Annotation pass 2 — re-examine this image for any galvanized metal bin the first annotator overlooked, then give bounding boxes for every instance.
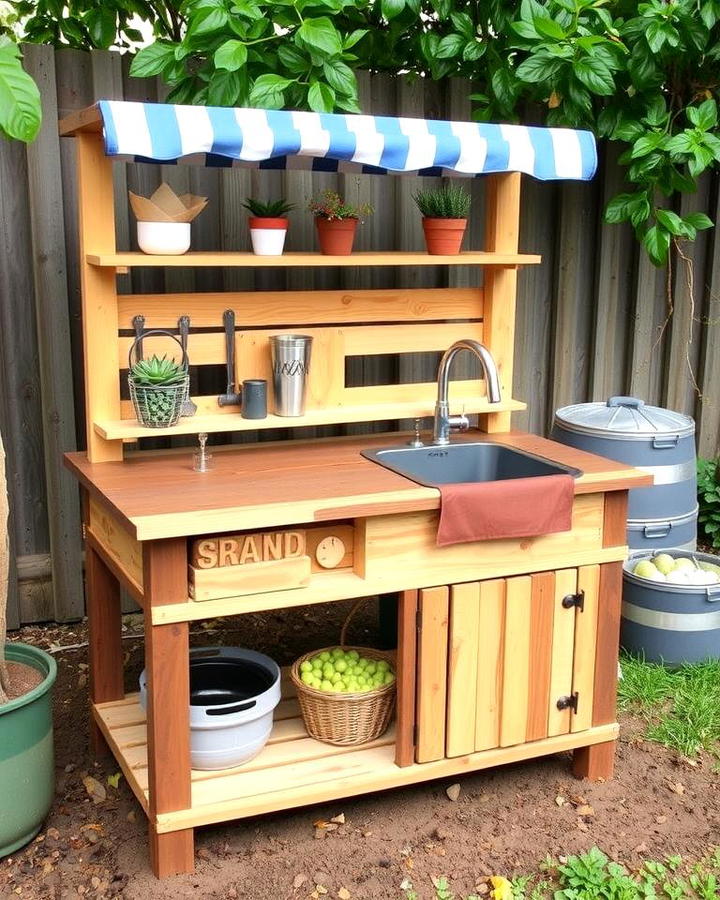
[552,396,696,550]
[622,550,720,665]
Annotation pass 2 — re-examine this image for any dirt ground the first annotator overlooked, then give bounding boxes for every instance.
[2,601,719,900]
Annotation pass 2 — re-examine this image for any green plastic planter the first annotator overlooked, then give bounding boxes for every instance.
[0,643,56,857]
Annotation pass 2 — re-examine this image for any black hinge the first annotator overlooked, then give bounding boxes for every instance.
[562,590,585,612]
[413,723,419,746]
[556,691,579,713]
[416,608,423,632]
[81,522,87,541]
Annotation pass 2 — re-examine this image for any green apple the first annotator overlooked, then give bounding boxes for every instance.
[320,679,333,691]
[301,671,315,685]
[700,561,720,577]
[384,672,396,685]
[377,660,389,673]
[334,659,348,673]
[300,660,313,674]
[652,553,676,576]
[674,558,695,572]
[346,650,359,661]
[331,648,344,659]
[634,560,659,579]
[319,651,331,662]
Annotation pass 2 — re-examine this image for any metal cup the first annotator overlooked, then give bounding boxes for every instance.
[270,334,313,417]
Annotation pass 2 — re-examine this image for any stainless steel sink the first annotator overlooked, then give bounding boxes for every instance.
[361,442,582,487]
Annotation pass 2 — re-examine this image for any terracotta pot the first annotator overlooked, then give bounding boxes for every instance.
[249,216,288,256]
[315,217,358,256]
[421,217,468,255]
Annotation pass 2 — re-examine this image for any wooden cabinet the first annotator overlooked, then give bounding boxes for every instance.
[415,566,601,763]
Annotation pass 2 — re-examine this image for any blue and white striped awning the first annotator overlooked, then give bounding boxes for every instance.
[97,100,597,181]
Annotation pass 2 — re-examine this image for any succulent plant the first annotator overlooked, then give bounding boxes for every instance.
[413,185,471,219]
[242,198,295,217]
[130,354,186,387]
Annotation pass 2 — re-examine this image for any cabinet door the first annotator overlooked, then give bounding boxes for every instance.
[416,567,600,763]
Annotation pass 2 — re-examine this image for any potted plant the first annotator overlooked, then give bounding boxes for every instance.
[308,191,373,256]
[0,37,59,860]
[242,198,295,256]
[128,347,190,429]
[413,184,471,255]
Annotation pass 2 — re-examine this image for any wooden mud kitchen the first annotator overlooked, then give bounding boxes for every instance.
[60,101,651,878]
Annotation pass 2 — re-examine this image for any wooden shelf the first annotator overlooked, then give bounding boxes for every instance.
[86,250,542,268]
[94,398,527,441]
[93,690,618,835]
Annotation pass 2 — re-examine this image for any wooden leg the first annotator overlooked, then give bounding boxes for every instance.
[86,545,124,755]
[144,538,193,878]
[395,589,418,768]
[573,740,616,781]
[150,826,194,879]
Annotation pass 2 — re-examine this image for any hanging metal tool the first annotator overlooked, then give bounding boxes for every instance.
[178,315,197,417]
[132,315,146,361]
[217,309,242,406]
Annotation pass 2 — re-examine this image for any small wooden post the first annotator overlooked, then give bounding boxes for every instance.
[482,172,521,433]
[395,589,418,767]
[573,490,628,780]
[143,538,194,877]
[76,132,122,463]
[86,545,124,755]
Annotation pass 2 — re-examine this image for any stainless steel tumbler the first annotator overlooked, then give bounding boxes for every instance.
[270,334,313,416]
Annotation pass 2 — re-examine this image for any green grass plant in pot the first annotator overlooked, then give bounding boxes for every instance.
[0,36,58,860]
[243,198,295,257]
[129,353,190,428]
[308,191,373,256]
[413,185,471,255]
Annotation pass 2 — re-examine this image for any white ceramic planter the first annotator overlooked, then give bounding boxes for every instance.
[249,217,288,256]
[137,221,191,255]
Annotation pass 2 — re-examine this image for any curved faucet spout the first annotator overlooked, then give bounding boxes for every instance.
[433,339,502,445]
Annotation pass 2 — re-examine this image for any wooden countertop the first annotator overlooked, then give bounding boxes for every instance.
[65,430,652,541]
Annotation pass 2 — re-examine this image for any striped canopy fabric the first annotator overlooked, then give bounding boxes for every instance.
[97,99,597,181]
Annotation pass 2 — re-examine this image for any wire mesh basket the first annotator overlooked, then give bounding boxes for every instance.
[127,330,189,428]
[290,599,397,746]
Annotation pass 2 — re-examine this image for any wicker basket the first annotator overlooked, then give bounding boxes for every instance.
[290,600,396,746]
[127,329,190,428]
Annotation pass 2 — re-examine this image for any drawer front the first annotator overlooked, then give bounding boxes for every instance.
[415,565,601,763]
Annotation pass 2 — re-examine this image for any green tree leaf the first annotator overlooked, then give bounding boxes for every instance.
[308,81,336,111]
[214,39,248,71]
[249,73,293,108]
[296,17,342,57]
[130,42,176,77]
[322,59,355,96]
[0,41,42,142]
[436,33,465,58]
[191,6,229,35]
[642,224,671,266]
[574,56,614,95]
[381,0,405,21]
[516,52,562,83]
[684,211,714,231]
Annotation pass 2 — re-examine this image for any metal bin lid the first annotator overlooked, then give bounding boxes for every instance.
[554,396,694,441]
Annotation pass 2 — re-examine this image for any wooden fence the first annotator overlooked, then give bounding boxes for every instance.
[2,46,719,626]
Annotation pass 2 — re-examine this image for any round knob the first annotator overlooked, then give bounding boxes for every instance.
[315,535,346,569]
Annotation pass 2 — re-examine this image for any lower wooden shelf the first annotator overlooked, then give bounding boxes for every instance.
[94,398,527,441]
[94,690,618,836]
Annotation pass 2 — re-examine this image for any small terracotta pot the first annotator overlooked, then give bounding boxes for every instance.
[422,217,468,255]
[315,217,358,256]
[249,216,288,256]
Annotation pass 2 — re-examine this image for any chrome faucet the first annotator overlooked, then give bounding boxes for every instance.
[432,339,502,445]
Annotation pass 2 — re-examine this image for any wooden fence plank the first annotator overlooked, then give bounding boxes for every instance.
[24,44,84,621]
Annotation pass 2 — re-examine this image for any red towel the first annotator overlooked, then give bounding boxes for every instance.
[436,474,574,546]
